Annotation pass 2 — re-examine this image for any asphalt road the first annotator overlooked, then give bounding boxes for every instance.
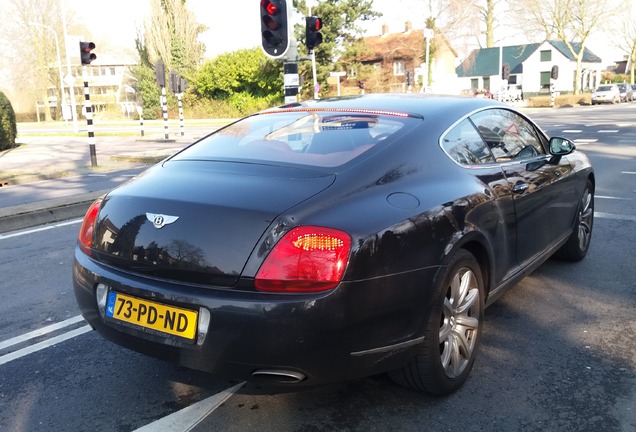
[0,105,635,431]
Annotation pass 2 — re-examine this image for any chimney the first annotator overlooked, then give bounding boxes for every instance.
[382,24,389,35]
[405,21,412,33]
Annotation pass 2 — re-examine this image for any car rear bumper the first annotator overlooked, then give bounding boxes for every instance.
[73,247,441,387]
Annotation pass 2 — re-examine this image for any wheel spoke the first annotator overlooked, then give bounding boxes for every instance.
[440,267,481,378]
[456,315,479,331]
[449,332,468,376]
[456,287,478,315]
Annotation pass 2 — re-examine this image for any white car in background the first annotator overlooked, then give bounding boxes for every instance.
[591,84,620,104]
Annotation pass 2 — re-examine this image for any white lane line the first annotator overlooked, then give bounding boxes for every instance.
[595,212,636,223]
[597,196,632,201]
[573,139,598,144]
[622,171,636,175]
[0,325,92,366]
[134,381,246,432]
[0,218,82,240]
[0,315,86,351]
[562,130,582,133]
[598,130,619,133]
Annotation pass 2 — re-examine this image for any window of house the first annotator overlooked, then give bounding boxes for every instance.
[470,78,479,89]
[373,63,382,74]
[540,50,551,62]
[540,71,551,89]
[483,77,490,91]
[348,67,357,78]
[508,75,517,84]
[393,60,405,76]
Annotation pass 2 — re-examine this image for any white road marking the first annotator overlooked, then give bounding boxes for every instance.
[562,130,582,133]
[573,139,598,144]
[0,315,85,351]
[595,212,636,223]
[598,130,619,133]
[622,171,636,175]
[0,325,92,366]
[597,196,632,200]
[0,219,82,240]
[133,382,246,432]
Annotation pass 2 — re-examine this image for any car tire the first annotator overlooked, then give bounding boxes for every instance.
[555,179,594,261]
[389,249,484,395]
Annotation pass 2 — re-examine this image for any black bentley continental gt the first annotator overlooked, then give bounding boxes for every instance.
[73,94,594,395]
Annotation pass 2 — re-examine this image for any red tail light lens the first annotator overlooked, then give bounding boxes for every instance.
[78,199,102,255]
[255,226,351,292]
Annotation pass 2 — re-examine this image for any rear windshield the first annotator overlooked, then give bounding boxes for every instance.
[596,86,613,91]
[172,110,418,167]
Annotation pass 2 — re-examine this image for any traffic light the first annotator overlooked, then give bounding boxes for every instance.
[260,0,290,59]
[305,16,323,51]
[501,63,510,80]
[79,42,96,65]
[155,60,166,87]
[551,65,559,80]
[169,70,180,94]
[179,78,188,93]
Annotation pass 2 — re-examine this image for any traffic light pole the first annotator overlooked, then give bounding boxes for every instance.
[82,66,97,167]
[311,50,319,99]
[161,86,169,140]
[177,93,184,136]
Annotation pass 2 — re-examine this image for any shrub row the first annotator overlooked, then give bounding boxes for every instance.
[0,90,17,151]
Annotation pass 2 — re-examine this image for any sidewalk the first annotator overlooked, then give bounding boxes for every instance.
[0,132,197,234]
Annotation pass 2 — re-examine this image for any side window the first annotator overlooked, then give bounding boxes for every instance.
[470,109,546,161]
[441,119,496,165]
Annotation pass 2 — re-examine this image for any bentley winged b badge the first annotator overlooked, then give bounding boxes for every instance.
[146,212,179,229]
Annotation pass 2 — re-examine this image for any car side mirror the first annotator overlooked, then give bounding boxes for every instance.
[549,137,575,156]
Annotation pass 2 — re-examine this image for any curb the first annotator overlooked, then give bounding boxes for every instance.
[0,190,109,234]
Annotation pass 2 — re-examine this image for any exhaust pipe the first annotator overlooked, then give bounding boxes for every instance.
[251,369,306,383]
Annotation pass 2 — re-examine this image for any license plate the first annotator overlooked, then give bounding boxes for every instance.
[105,291,198,340]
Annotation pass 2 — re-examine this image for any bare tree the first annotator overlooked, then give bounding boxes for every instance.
[4,0,64,120]
[512,0,616,94]
[142,0,206,73]
[613,4,636,84]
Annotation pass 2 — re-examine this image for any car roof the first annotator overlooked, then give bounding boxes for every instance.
[273,94,509,120]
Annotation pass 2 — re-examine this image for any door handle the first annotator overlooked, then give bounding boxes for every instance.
[512,182,529,194]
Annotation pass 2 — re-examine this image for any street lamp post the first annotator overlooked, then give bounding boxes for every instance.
[423,28,434,90]
[29,22,67,123]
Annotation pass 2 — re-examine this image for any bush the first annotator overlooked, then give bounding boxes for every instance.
[0,90,17,151]
[527,93,592,108]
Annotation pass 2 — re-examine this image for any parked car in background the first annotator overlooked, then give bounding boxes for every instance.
[74,94,594,396]
[591,84,620,104]
[616,83,632,102]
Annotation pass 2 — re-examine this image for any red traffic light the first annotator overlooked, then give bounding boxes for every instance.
[310,17,322,31]
[305,16,323,51]
[260,0,290,58]
[79,41,96,65]
[261,0,279,15]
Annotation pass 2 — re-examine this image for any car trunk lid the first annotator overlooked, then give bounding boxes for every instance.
[90,161,334,287]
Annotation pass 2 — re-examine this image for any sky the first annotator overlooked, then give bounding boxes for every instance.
[72,0,624,65]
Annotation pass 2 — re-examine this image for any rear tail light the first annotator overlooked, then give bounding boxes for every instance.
[78,198,102,255]
[255,226,351,292]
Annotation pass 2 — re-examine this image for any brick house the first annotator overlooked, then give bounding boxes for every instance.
[341,22,458,94]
